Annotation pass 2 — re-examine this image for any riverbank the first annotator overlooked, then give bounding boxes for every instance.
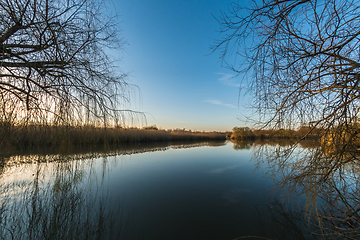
[230,126,324,140]
[0,122,227,156]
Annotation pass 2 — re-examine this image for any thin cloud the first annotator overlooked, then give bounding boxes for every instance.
[217,73,242,87]
[204,99,237,109]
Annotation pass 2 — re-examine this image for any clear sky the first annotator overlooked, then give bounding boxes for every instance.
[111,0,251,131]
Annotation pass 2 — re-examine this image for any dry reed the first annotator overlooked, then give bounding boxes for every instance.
[0,121,226,155]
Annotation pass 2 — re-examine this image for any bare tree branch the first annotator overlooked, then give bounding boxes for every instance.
[0,0,141,126]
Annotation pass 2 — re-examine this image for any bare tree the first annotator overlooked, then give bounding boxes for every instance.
[214,0,360,179]
[0,0,138,126]
[214,0,360,132]
[215,1,360,237]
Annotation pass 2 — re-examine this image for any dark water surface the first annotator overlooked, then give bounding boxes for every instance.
[107,142,273,239]
[0,141,316,239]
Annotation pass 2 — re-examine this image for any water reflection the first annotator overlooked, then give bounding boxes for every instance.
[231,138,318,151]
[1,139,358,239]
[248,139,360,239]
[0,159,136,239]
[0,140,226,169]
[254,196,314,240]
[232,140,252,150]
[0,140,226,240]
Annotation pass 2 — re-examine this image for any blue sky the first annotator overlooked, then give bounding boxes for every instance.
[112,0,251,131]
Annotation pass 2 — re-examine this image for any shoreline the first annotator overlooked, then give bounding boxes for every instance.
[0,123,227,156]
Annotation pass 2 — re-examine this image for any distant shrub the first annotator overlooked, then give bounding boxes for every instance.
[231,127,254,140]
[142,125,158,131]
[321,125,360,157]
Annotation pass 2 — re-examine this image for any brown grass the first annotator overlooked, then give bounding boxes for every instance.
[0,121,226,155]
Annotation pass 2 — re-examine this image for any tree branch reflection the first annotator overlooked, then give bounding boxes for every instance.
[0,156,138,239]
[248,140,360,239]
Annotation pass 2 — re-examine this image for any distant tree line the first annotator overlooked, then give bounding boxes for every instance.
[230,126,325,140]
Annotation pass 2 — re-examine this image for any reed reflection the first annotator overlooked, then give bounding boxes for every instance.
[0,156,136,240]
[0,140,226,240]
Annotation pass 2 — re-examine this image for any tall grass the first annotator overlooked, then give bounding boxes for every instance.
[0,121,226,156]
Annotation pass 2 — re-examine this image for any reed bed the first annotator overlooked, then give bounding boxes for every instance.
[0,122,226,155]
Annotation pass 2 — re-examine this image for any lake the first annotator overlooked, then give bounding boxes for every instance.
[1,140,354,239]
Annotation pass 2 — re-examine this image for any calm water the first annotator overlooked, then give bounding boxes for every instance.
[0,141,318,239]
